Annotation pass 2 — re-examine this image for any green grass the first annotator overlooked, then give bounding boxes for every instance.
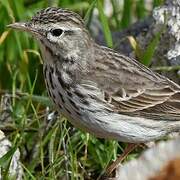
[0,0,166,179]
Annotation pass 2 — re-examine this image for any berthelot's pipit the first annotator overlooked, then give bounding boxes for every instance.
[8,7,180,174]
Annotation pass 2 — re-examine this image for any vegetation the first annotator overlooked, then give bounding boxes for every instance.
[0,0,164,179]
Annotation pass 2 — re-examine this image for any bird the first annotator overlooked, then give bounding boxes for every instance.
[8,7,180,175]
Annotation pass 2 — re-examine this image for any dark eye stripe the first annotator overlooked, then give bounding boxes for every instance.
[64,30,74,35]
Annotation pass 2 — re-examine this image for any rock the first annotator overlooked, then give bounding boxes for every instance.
[0,130,23,180]
[114,138,180,180]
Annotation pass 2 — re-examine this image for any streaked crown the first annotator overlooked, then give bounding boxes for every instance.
[31,7,85,27]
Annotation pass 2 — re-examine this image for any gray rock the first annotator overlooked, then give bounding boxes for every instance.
[0,131,23,180]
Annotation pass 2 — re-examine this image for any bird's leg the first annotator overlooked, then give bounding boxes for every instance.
[105,143,138,176]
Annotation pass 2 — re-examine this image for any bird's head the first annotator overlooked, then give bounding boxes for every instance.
[8,7,94,68]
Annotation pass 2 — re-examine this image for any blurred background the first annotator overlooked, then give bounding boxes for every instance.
[0,0,166,179]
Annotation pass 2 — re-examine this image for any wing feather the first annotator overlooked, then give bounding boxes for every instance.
[83,45,180,119]
[111,87,177,112]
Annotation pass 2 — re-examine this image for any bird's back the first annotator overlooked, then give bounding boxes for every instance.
[83,44,180,121]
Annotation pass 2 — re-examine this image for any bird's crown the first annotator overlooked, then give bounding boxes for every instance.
[31,7,85,27]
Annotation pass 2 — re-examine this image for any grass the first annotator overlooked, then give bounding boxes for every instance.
[0,0,167,179]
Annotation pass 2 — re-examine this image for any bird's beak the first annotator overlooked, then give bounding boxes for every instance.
[7,22,31,32]
[7,22,39,36]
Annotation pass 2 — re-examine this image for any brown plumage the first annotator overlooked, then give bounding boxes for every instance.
[90,45,180,120]
[8,7,180,144]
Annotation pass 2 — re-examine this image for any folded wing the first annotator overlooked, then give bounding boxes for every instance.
[86,45,180,119]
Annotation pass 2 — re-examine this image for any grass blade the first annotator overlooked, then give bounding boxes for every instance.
[141,29,163,66]
[84,0,97,26]
[121,0,133,28]
[97,1,113,47]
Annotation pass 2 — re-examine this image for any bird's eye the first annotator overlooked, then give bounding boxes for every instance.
[51,29,63,37]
